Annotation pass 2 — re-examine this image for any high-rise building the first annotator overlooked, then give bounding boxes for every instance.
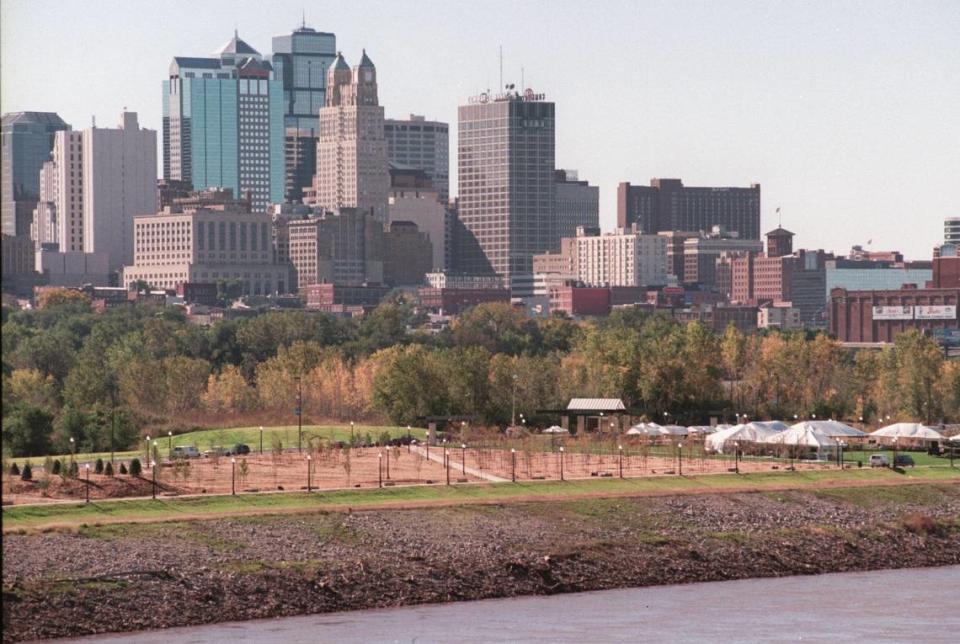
[1,112,70,237]
[163,33,284,212]
[388,165,450,271]
[82,112,157,272]
[573,226,668,288]
[946,217,960,245]
[271,24,336,202]
[617,178,761,239]
[554,169,599,241]
[30,160,58,249]
[682,227,762,287]
[122,189,289,295]
[384,115,449,203]
[51,130,85,252]
[457,89,556,285]
[314,51,389,221]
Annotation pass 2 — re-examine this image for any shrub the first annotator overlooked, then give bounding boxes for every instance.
[378,431,392,446]
[43,456,54,475]
[51,459,62,475]
[21,463,33,481]
[104,461,114,476]
[95,458,104,474]
[119,463,128,475]
[129,458,142,476]
[68,461,79,477]
[9,463,20,476]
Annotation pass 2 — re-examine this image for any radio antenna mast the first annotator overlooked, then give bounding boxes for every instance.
[499,45,503,89]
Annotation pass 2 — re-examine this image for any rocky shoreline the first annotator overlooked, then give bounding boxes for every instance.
[3,483,959,642]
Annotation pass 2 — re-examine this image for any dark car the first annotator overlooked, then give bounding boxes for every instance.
[224,444,251,456]
[894,454,915,467]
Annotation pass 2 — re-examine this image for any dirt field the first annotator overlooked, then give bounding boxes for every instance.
[2,443,838,504]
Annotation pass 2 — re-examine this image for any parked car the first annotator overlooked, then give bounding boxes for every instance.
[894,454,915,467]
[202,447,227,458]
[170,446,201,459]
[223,444,251,456]
[869,454,890,468]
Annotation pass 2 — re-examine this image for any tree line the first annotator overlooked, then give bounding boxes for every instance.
[2,294,957,457]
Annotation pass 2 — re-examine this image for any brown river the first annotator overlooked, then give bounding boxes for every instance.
[59,566,960,643]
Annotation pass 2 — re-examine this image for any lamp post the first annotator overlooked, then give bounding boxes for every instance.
[350,421,355,446]
[444,440,450,485]
[69,436,75,466]
[85,463,91,504]
[677,442,683,476]
[151,460,157,499]
[110,409,116,467]
[378,452,383,488]
[734,441,740,474]
[231,458,236,495]
[168,430,173,454]
[511,374,518,426]
[259,426,264,455]
[892,437,898,470]
[306,455,312,492]
[295,376,303,453]
[599,411,604,433]
[618,445,623,479]
[386,445,391,480]
[559,446,565,481]
[461,443,466,475]
[511,448,516,482]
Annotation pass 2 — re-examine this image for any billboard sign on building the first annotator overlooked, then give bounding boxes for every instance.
[914,305,957,320]
[872,306,913,320]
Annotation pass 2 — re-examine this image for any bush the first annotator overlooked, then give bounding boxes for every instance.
[129,458,142,476]
[119,463,128,475]
[9,463,20,476]
[21,463,33,481]
[378,431,392,446]
[104,461,114,476]
[68,461,79,477]
[51,459,62,475]
[95,458,104,474]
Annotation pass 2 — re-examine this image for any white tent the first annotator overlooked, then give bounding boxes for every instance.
[662,425,689,436]
[792,420,866,438]
[949,434,960,443]
[872,423,944,441]
[687,425,718,435]
[542,425,569,434]
[705,423,782,453]
[764,424,838,449]
[626,422,660,436]
[748,420,790,432]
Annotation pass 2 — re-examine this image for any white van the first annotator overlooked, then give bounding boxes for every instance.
[171,446,201,459]
[869,454,890,468]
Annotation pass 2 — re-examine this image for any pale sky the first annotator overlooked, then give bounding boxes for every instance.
[2,0,958,260]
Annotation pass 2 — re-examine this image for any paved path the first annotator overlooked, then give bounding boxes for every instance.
[411,444,509,483]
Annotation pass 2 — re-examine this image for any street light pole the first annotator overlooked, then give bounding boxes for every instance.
[151,460,157,499]
[677,443,683,476]
[110,410,116,467]
[511,448,516,482]
[386,446,391,480]
[259,426,263,455]
[444,440,450,485]
[511,374,518,426]
[85,463,91,504]
[168,430,173,454]
[559,446,565,481]
[734,441,739,475]
[231,458,236,495]
[350,421,355,446]
[378,452,383,488]
[461,443,466,475]
[307,455,312,492]
[618,445,623,479]
[295,376,303,453]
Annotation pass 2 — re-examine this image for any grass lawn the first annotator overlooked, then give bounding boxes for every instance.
[4,465,957,534]
[7,424,424,467]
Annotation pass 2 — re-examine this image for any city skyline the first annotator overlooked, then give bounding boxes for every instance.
[2,0,958,259]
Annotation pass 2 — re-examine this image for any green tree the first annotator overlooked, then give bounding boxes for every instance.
[3,407,54,457]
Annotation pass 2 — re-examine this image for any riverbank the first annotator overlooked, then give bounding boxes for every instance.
[3,481,959,642]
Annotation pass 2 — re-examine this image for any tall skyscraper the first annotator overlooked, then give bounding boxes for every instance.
[384,115,449,203]
[163,32,284,212]
[457,89,556,284]
[271,23,336,202]
[314,51,389,221]
[1,112,70,237]
[51,130,85,252]
[617,178,761,239]
[83,112,157,271]
[554,169,599,241]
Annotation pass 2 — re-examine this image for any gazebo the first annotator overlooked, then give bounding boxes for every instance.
[560,398,628,434]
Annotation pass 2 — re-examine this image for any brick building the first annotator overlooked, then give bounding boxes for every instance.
[829,286,959,342]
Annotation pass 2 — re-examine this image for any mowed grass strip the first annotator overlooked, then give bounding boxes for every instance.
[8,425,423,467]
[4,467,958,533]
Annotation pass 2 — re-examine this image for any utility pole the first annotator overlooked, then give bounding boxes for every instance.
[295,376,303,453]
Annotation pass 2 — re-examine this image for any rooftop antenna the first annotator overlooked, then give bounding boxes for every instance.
[776,206,781,228]
[499,45,503,91]
[302,8,306,28]
[521,66,525,89]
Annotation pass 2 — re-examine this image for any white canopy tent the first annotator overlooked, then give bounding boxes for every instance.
[791,420,866,438]
[705,423,782,454]
[750,420,790,432]
[763,424,838,449]
[871,423,944,441]
[626,422,663,436]
[542,425,570,434]
[662,425,689,436]
[687,425,718,435]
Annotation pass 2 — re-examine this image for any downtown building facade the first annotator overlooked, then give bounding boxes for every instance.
[573,226,668,288]
[312,51,389,222]
[384,115,450,203]
[554,169,599,241]
[271,24,337,202]
[457,90,556,288]
[163,34,284,213]
[1,112,70,237]
[388,164,451,272]
[123,190,289,295]
[617,178,761,239]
